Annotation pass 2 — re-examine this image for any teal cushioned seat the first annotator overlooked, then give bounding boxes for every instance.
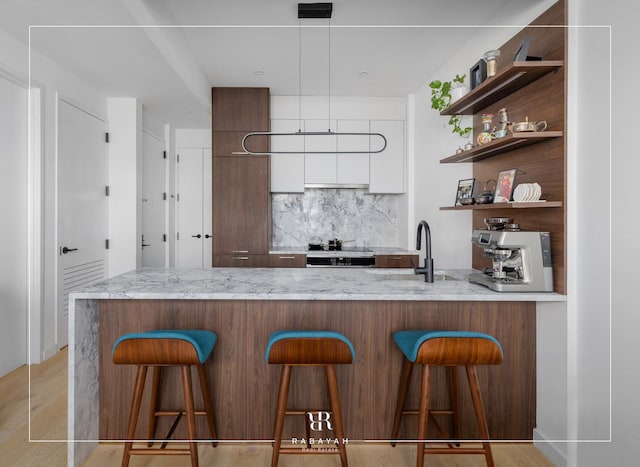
[265,330,356,362]
[393,330,503,362]
[112,330,217,363]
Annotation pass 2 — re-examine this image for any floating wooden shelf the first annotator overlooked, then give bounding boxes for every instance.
[440,131,563,163]
[441,61,564,116]
[440,201,563,211]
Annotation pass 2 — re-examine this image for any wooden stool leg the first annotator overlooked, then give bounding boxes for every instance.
[448,366,461,442]
[147,366,161,447]
[181,366,199,467]
[326,365,348,467]
[271,365,292,467]
[196,363,218,446]
[416,364,431,467]
[391,358,414,445]
[465,366,495,467]
[304,411,312,443]
[122,365,148,467]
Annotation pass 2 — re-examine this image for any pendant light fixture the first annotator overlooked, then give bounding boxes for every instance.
[241,2,387,155]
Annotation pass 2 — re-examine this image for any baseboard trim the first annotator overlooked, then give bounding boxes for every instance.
[534,428,567,467]
[42,345,58,362]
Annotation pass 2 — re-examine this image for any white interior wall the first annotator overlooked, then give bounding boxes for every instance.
[1,26,106,362]
[408,3,554,268]
[0,72,28,377]
[568,0,633,465]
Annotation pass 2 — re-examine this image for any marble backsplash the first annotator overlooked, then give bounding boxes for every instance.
[272,189,398,247]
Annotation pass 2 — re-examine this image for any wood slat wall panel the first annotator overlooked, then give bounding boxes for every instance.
[470,0,567,293]
[99,299,535,441]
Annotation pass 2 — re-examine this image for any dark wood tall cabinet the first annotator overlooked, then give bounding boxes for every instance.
[212,87,271,267]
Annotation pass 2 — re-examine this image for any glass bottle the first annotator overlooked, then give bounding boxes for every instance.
[477,113,494,145]
[484,49,501,77]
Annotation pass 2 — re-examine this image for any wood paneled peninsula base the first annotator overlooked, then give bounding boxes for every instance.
[68,268,565,466]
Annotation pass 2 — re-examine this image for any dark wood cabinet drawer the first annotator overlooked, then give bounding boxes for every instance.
[375,254,418,268]
[269,254,306,268]
[213,254,269,267]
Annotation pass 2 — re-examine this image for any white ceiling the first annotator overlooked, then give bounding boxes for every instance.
[0,0,550,128]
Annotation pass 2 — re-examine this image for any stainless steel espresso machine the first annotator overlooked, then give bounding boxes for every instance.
[468,230,554,292]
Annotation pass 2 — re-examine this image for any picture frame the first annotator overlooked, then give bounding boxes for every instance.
[513,36,532,62]
[469,59,487,90]
[493,169,517,203]
[455,178,476,206]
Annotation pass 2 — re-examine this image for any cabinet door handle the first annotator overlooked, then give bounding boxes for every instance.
[390,256,403,260]
[205,234,212,238]
[232,256,249,260]
[232,250,249,253]
[192,234,202,238]
[278,256,296,259]
[61,247,78,254]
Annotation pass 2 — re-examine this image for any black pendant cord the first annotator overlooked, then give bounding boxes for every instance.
[298,18,303,133]
[327,17,331,132]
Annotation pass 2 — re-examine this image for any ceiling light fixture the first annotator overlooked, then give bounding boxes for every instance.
[241,2,387,155]
[254,70,264,75]
[359,71,369,77]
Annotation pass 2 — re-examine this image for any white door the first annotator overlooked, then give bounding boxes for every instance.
[141,131,167,267]
[58,100,108,348]
[0,74,27,376]
[177,148,212,268]
[202,149,213,268]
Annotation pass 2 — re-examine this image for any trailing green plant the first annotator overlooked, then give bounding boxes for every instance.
[428,74,471,138]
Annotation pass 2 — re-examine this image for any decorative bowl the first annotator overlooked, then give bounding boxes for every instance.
[474,194,494,204]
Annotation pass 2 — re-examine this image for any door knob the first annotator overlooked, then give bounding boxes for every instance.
[192,234,202,238]
[62,247,78,254]
[205,234,212,238]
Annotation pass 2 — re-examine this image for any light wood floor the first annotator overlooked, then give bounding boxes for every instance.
[0,348,554,466]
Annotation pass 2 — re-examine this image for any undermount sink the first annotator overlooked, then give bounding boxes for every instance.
[374,272,459,282]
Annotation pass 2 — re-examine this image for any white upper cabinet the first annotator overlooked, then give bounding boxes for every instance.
[369,120,404,193]
[270,119,305,193]
[304,119,337,185]
[270,96,406,192]
[336,120,370,185]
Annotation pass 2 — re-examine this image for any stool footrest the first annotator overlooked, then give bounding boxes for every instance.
[154,410,208,416]
[285,409,331,415]
[128,448,193,455]
[424,446,489,455]
[402,409,455,416]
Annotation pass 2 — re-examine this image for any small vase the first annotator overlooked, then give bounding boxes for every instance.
[450,86,469,103]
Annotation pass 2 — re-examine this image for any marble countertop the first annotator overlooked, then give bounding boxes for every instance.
[70,267,566,302]
[269,246,419,256]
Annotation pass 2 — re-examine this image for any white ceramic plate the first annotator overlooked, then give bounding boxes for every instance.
[532,183,541,200]
[513,184,527,202]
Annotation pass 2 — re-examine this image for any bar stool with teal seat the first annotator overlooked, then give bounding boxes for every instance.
[390,330,503,467]
[112,330,218,467]
[265,330,355,467]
